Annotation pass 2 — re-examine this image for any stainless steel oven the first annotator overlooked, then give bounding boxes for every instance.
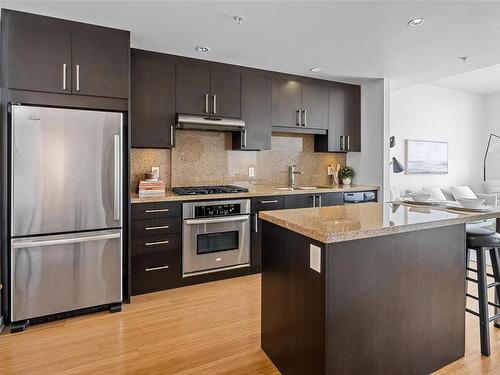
[182,199,251,277]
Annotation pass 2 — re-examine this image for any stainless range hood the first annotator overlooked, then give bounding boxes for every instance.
[176,114,245,131]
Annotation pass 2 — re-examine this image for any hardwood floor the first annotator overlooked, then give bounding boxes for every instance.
[0,273,499,374]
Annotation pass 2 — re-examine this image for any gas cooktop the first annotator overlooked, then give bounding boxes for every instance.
[172,185,249,195]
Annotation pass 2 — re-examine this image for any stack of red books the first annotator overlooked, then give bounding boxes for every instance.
[138,180,165,197]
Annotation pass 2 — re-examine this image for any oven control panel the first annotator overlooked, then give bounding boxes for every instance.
[194,203,241,218]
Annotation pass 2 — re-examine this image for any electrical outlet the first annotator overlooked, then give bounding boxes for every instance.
[310,244,321,273]
[248,167,255,177]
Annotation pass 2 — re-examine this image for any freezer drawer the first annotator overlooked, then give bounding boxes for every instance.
[11,229,122,322]
[11,105,123,236]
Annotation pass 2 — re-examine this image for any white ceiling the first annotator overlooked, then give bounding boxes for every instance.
[432,64,500,95]
[2,1,500,89]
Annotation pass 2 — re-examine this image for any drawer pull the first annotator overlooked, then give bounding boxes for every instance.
[260,200,279,204]
[145,225,170,231]
[145,265,170,272]
[145,208,170,213]
[145,240,170,246]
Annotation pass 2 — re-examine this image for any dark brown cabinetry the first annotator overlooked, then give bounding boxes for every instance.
[131,202,183,295]
[233,73,272,150]
[272,78,328,130]
[131,50,176,148]
[71,23,129,98]
[315,84,361,152]
[251,196,285,269]
[176,63,241,118]
[284,192,344,209]
[2,9,129,99]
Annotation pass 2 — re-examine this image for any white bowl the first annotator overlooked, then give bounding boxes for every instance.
[409,192,432,202]
[457,197,485,209]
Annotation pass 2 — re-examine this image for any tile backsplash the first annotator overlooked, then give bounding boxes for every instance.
[131,130,346,192]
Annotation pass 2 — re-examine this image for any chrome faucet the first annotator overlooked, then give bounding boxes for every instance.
[289,165,303,188]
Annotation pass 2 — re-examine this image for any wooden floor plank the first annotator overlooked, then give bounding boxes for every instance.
[0,273,499,374]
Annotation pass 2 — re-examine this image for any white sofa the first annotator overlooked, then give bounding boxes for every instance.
[390,185,498,206]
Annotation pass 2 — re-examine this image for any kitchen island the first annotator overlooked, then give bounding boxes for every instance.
[259,202,500,375]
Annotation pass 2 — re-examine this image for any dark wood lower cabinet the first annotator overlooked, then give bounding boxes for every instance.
[261,222,466,375]
[132,250,182,295]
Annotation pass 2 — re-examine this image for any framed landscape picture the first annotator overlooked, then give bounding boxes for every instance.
[405,140,448,174]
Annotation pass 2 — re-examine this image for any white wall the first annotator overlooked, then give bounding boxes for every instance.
[485,93,500,181]
[390,84,485,193]
[348,79,390,201]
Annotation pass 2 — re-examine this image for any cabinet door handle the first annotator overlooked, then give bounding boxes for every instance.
[145,265,169,272]
[76,64,81,91]
[340,136,344,150]
[62,63,67,90]
[259,200,278,204]
[254,213,258,233]
[145,240,170,246]
[213,94,217,114]
[318,195,322,207]
[170,125,174,147]
[296,110,300,126]
[311,195,316,208]
[205,94,209,114]
[346,135,350,151]
[242,129,247,148]
[302,110,307,126]
[145,208,169,213]
[145,225,170,231]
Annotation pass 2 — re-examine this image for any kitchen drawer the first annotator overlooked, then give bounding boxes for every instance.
[132,218,182,237]
[131,202,182,220]
[132,233,181,256]
[132,250,182,295]
[251,196,284,213]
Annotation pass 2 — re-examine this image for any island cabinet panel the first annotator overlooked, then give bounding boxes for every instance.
[71,23,130,98]
[3,10,72,94]
[250,196,284,269]
[233,72,272,150]
[261,222,466,375]
[131,50,176,148]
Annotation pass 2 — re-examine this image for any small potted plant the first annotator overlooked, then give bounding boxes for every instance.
[338,166,355,185]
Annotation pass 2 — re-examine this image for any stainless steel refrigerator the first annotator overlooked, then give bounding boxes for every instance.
[10,105,123,323]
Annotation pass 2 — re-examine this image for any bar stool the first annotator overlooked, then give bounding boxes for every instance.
[465,226,500,356]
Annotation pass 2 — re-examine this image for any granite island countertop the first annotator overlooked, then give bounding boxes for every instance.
[130,183,379,203]
[259,202,500,244]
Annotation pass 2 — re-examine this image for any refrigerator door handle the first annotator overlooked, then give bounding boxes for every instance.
[113,134,121,221]
[12,231,121,248]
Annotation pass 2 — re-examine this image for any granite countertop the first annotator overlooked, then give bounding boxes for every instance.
[259,202,500,244]
[130,184,379,203]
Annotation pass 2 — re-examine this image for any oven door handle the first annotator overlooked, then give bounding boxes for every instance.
[184,215,250,225]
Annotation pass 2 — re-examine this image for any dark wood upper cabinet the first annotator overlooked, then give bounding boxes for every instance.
[210,68,241,118]
[176,63,211,115]
[176,64,241,118]
[2,9,129,99]
[3,10,72,94]
[315,83,361,152]
[72,23,129,98]
[272,79,301,128]
[272,79,328,130]
[131,50,175,148]
[233,73,272,150]
[301,82,328,130]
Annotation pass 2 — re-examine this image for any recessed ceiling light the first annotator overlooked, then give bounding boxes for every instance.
[407,18,426,26]
[233,15,245,25]
[459,56,469,63]
[310,67,322,73]
[195,46,209,52]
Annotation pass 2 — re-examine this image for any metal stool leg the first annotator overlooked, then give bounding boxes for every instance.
[477,247,491,356]
[490,247,500,328]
